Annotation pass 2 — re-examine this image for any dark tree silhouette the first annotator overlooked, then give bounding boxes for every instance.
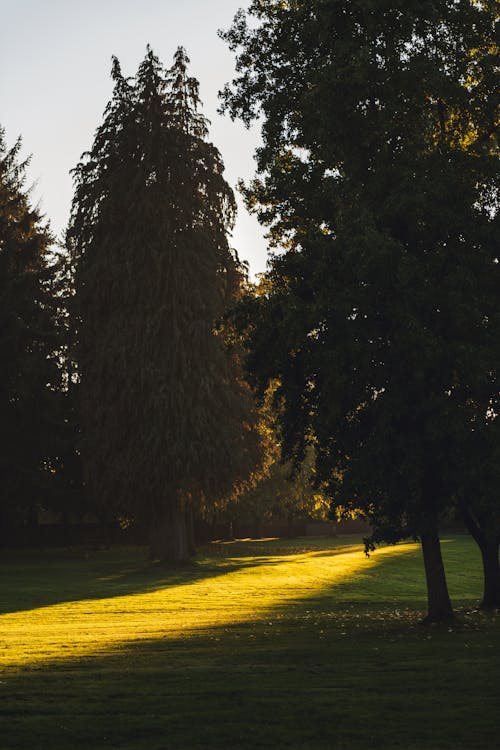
[68,48,262,563]
[0,127,66,541]
[221,1,499,621]
[456,421,500,608]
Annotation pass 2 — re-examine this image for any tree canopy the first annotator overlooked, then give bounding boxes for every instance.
[221,0,499,620]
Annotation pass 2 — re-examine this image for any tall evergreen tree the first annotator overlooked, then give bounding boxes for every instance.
[0,127,65,541]
[221,1,499,621]
[68,48,262,562]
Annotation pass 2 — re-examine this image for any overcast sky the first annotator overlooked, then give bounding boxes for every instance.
[0,0,268,277]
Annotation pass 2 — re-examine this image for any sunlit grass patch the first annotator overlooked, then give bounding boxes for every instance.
[0,535,498,750]
[1,536,418,670]
[0,536,485,672]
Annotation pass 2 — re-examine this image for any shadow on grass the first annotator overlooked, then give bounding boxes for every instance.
[0,536,478,618]
[0,536,373,617]
[1,538,496,749]
[0,550,287,616]
[1,550,499,750]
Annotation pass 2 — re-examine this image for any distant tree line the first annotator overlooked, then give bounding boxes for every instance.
[0,0,498,622]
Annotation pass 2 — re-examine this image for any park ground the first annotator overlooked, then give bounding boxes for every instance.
[0,534,499,749]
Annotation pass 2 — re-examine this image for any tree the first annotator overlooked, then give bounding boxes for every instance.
[68,48,262,563]
[0,127,66,542]
[234,446,328,536]
[456,419,500,608]
[221,1,499,621]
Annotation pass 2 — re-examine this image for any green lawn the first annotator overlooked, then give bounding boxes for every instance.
[1,535,498,749]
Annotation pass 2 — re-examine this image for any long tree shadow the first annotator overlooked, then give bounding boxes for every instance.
[0,549,283,616]
[1,540,429,678]
[0,540,496,750]
[0,536,369,616]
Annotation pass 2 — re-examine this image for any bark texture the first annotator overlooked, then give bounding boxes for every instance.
[150,501,190,564]
[420,515,455,623]
[479,540,500,608]
[462,506,500,608]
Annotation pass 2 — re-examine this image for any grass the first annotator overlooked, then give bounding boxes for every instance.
[0,534,499,749]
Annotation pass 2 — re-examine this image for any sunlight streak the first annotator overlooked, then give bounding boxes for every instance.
[0,543,420,671]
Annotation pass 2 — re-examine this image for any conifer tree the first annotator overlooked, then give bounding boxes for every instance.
[221,1,499,621]
[0,127,64,540]
[68,48,262,562]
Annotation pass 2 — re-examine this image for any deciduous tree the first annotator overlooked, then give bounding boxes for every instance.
[221,0,499,621]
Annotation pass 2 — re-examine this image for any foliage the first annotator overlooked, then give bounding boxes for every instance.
[209,374,328,529]
[68,49,263,560]
[0,127,68,537]
[218,443,329,530]
[220,1,499,617]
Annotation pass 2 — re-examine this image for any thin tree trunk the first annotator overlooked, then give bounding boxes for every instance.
[420,515,455,623]
[253,515,262,539]
[150,501,189,564]
[461,504,500,609]
[186,507,196,557]
[479,539,500,608]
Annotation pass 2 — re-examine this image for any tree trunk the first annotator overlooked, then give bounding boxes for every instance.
[478,539,500,608]
[186,507,196,557]
[150,501,190,564]
[460,504,500,609]
[252,515,262,539]
[420,516,455,623]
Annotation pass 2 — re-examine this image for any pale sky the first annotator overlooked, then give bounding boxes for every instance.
[0,0,268,277]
